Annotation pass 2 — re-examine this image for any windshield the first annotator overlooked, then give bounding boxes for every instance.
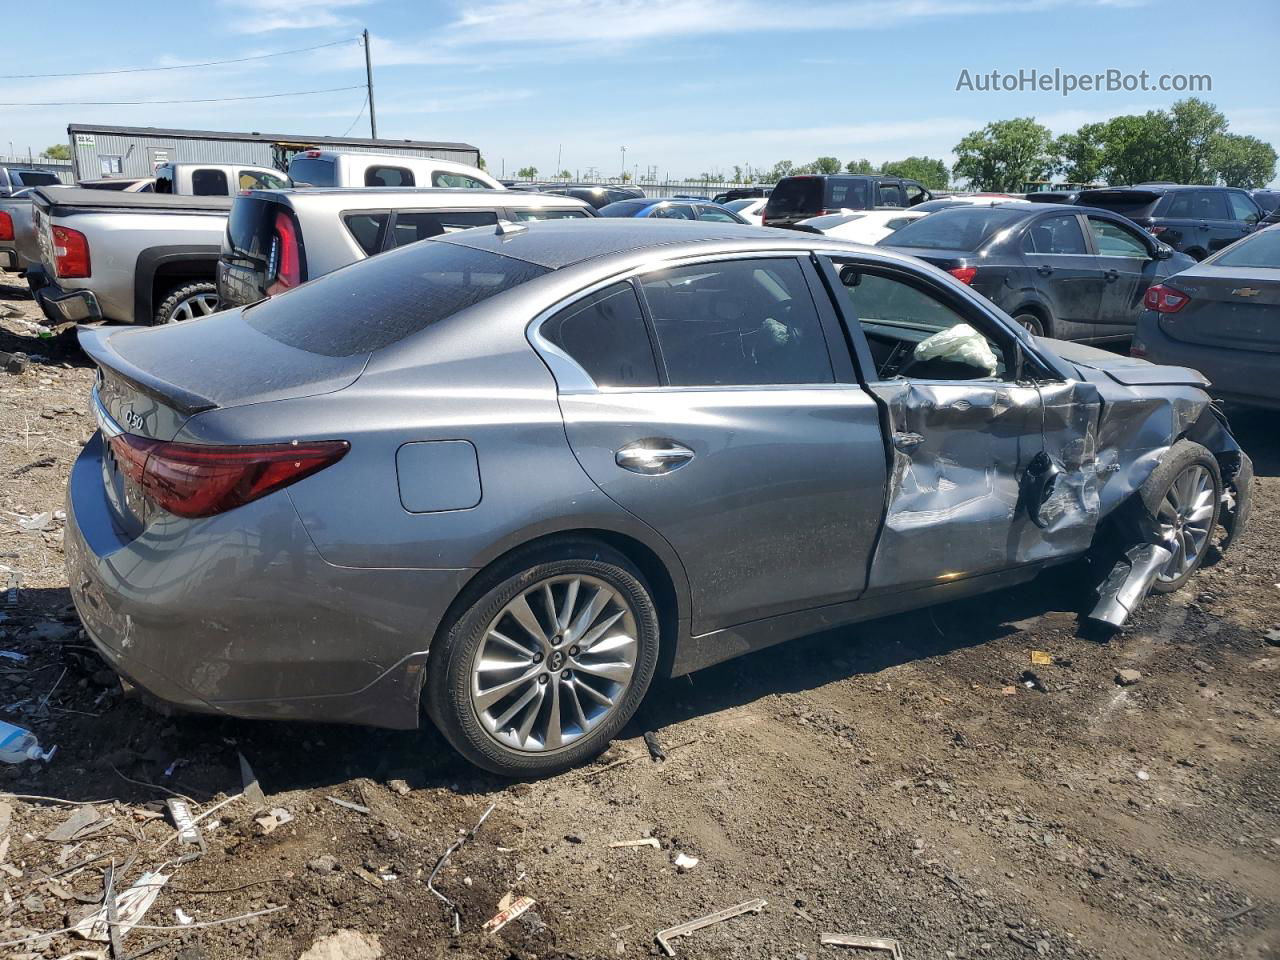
[245,241,549,357]
[13,171,59,187]
[725,199,756,212]
[597,199,653,217]
[287,157,336,187]
[1208,228,1280,268]
[1078,190,1162,218]
[883,207,1027,251]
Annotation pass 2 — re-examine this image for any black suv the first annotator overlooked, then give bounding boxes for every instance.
[1072,185,1262,260]
[762,175,932,228]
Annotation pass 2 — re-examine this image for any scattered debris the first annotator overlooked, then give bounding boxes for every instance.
[307,855,340,874]
[427,801,496,934]
[0,650,27,662]
[9,455,57,479]
[644,730,667,761]
[165,799,205,854]
[1029,650,1053,665]
[672,852,699,872]
[0,720,56,763]
[298,930,383,960]
[655,897,767,957]
[1265,629,1280,648]
[386,779,411,796]
[0,350,28,375]
[820,933,905,958]
[238,753,266,815]
[609,837,661,850]
[252,808,293,835]
[1216,902,1255,922]
[483,894,536,934]
[17,511,53,534]
[325,796,370,815]
[1115,669,1142,686]
[71,871,169,941]
[174,908,194,926]
[46,806,105,843]
[1136,770,1151,781]
[1020,670,1049,694]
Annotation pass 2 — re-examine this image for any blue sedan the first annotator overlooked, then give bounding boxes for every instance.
[597,198,748,223]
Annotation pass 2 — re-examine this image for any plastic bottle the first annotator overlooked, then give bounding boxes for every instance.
[0,720,56,763]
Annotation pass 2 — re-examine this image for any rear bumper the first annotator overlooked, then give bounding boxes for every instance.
[1135,317,1280,410]
[65,433,476,729]
[0,249,15,272]
[34,280,101,325]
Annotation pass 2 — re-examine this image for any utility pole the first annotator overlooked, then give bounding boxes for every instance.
[363,29,378,139]
[620,146,626,180]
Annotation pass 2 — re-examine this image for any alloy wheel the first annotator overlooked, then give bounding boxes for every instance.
[167,292,219,322]
[1155,463,1215,583]
[470,574,639,752]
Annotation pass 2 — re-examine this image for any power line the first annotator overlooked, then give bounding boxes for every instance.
[1,85,366,107]
[340,93,370,138]
[0,37,361,80]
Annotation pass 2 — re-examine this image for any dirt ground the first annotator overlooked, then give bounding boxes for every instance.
[0,274,1277,960]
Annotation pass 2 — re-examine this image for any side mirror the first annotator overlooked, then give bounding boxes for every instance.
[1153,244,1174,260]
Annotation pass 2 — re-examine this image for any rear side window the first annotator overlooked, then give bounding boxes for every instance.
[1080,191,1161,218]
[542,283,659,388]
[288,158,335,187]
[597,199,652,217]
[1024,215,1088,255]
[245,242,550,357]
[365,166,414,187]
[432,171,489,188]
[768,177,824,215]
[638,258,833,387]
[344,213,389,256]
[391,210,499,246]
[887,208,1027,251]
[192,169,229,196]
[827,179,869,209]
[509,208,589,221]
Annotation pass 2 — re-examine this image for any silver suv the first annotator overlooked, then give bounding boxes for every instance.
[216,187,595,308]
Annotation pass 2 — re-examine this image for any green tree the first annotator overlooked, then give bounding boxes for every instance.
[767,160,795,183]
[732,164,744,183]
[1166,98,1227,185]
[880,156,950,190]
[43,144,71,160]
[1096,111,1176,185]
[845,158,877,174]
[1209,133,1278,188]
[952,118,1054,191]
[557,169,572,180]
[620,171,632,182]
[1051,122,1106,184]
[476,155,486,170]
[813,156,841,175]
[516,166,538,179]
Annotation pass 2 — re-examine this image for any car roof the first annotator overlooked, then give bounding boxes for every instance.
[253,187,591,211]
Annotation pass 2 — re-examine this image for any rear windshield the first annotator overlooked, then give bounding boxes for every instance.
[884,207,1027,251]
[288,158,336,187]
[13,171,59,187]
[1209,228,1280,268]
[597,199,653,217]
[768,178,824,215]
[1078,191,1162,218]
[226,197,276,262]
[1254,193,1280,214]
[244,241,549,357]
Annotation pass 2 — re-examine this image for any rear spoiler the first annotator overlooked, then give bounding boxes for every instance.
[78,325,218,417]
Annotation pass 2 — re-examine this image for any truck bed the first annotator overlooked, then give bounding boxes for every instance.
[32,187,232,216]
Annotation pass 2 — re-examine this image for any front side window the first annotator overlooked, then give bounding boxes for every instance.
[391,210,499,246]
[191,168,229,196]
[904,182,927,205]
[344,213,389,256]
[1226,191,1260,223]
[837,265,1005,381]
[877,183,905,207]
[1088,217,1149,258]
[433,171,489,189]
[542,283,659,388]
[695,205,740,223]
[239,170,289,191]
[638,259,833,387]
[1023,215,1088,255]
[365,166,415,187]
[652,203,696,220]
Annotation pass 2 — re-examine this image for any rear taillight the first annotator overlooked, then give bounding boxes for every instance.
[948,266,977,285]
[1143,284,1189,314]
[266,210,301,295]
[52,225,91,278]
[108,434,348,518]
[0,212,13,241]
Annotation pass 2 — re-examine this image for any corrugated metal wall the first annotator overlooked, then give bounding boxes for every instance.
[70,131,478,180]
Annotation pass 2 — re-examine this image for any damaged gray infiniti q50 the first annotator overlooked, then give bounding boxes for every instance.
[65,219,1252,776]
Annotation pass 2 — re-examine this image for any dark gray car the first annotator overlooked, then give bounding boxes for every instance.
[65,219,1252,776]
[1133,224,1280,409]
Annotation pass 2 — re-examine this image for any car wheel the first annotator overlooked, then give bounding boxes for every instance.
[1138,439,1222,594]
[1013,313,1047,337]
[1185,248,1207,262]
[154,282,219,324]
[425,541,660,776]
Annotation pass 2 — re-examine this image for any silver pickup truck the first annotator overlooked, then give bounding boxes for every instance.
[29,187,231,325]
[1,191,42,274]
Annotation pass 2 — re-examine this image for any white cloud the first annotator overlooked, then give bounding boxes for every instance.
[219,0,372,34]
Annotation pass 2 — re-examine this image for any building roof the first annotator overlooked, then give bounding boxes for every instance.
[66,123,477,152]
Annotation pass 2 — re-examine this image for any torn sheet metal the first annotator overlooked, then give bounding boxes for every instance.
[1089,543,1173,629]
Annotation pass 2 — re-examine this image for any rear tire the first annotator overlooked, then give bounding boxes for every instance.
[425,541,660,777]
[1137,439,1221,593]
[1013,312,1047,337]
[154,282,218,324]
[1184,248,1208,262]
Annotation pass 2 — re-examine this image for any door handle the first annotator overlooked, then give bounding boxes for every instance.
[1104,269,1119,281]
[1036,265,1054,277]
[892,431,925,450]
[1197,222,1210,230]
[615,439,695,475]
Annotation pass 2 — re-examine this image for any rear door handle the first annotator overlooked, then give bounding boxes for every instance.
[615,439,695,475]
[892,432,925,450]
[1036,265,1053,277]
[1104,269,1119,281]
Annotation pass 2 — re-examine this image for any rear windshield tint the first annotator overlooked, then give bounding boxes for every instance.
[884,207,1028,251]
[768,178,824,215]
[226,197,276,262]
[1210,229,1280,268]
[288,158,336,187]
[244,241,549,357]
[14,171,59,187]
[1078,191,1161,218]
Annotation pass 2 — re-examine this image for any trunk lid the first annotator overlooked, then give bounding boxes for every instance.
[1156,266,1280,353]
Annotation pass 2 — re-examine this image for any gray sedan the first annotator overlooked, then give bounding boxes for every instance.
[67,220,1252,776]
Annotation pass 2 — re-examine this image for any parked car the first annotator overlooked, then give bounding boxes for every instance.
[153,163,289,196]
[1249,189,1280,216]
[881,202,1195,342]
[1133,224,1280,409]
[27,186,231,325]
[794,209,929,244]
[67,219,1250,775]
[597,198,747,222]
[0,166,61,198]
[724,197,767,225]
[0,192,43,274]
[217,188,595,309]
[535,184,645,209]
[712,187,769,204]
[913,196,1030,211]
[77,177,155,192]
[762,175,933,228]
[1073,185,1262,260]
[286,150,503,191]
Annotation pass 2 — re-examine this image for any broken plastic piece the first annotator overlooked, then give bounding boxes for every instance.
[326,796,370,815]
[71,871,169,941]
[820,933,905,958]
[165,798,206,853]
[655,897,767,957]
[610,837,661,849]
[672,852,699,871]
[1089,543,1173,630]
[483,894,535,934]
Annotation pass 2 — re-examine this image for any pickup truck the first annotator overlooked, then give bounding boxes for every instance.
[1,191,42,274]
[154,163,289,196]
[0,166,62,198]
[28,187,231,325]
[286,150,502,190]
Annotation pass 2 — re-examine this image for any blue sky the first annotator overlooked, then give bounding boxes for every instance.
[3,0,1277,183]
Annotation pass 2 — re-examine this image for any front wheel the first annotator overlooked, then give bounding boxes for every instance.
[1140,440,1222,593]
[425,542,660,776]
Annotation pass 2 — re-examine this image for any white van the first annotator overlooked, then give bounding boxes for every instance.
[286,150,503,191]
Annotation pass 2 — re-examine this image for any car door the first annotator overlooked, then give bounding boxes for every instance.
[1193,190,1237,254]
[818,254,1103,590]
[1085,214,1154,338]
[1020,212,1104,340]
[545,255,887,636]
[1224,190,1262,248]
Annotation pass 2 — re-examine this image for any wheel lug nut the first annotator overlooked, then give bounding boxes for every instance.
[569,646,580,657]
[533,652,543,664]
[562,670,572,680]
[538,675,548,685]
